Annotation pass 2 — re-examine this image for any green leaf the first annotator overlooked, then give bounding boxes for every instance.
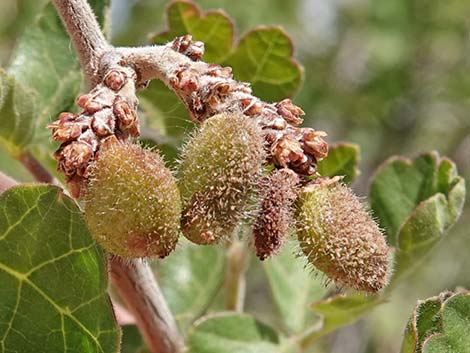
[303,293,383,345]
[7,3,81,144]
[151,0,234,63]
[370,152,466,280]
[0,69,37,154]
[224,27,303,102]
[317,143,360,184]
[187,312,284,353]
[6,1,110,147]
[121,325,145,353]
[422,292,470,353]
[400,291,470,353]
[0,185,120,352]
[153,240,225,331]
[263,242,327,333]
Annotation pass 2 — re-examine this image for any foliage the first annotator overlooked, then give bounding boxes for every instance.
[0,0,469,353]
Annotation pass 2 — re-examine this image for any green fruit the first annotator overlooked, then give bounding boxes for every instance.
[178,113,265,244]
[84,139,181,258]
[296,180,391,292]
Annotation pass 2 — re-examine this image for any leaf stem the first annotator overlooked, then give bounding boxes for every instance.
[225,239,249,312]
[109,257,185,353]
[17,151,62,187]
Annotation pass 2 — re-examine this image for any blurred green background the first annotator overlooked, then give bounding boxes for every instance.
[1,0,469,352]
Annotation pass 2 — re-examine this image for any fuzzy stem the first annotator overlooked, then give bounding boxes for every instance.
[17,151,62,186]
[109,257,185,353]
[225,240,248,312]
[51,0,110,85]
[0,172,17,193]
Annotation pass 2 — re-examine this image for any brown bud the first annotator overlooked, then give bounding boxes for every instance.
[171,35,205,61]
[50,122,82,142]
[104,69,127,91]
[113,97,140,137]
[276,99,304,126]
[253,169,299,260]
[240,98,263,116]
[271,135,304,168]
[302,129,328,160]
[77,94,91,109]
[59,141,93,176]
[91,108,115,137]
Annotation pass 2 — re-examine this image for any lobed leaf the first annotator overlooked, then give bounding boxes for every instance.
[224,26,303,102]
[153,240,225,331]
[400,291,470,353]
[0,185,120,352]
[317,143,360,183]
[151,0,234,63]
[370,152,466,281]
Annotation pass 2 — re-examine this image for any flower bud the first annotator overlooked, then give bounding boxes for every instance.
[84,138,181,258]
[296,179,391,292]
[178,113,265,244]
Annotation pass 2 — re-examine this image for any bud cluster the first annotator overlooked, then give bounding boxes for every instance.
[164,36,328,176]
[48,66,140,197]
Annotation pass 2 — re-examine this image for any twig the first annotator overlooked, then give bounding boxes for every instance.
[51,0,110,85]
[225,240,248,312]
[17,151,62,187]
[0,172,17,193]
[109,257,185,353]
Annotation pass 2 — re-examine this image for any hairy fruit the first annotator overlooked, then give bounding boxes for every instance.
[178,113,265,244]
[296,179,391,292]
[84,139,181,258]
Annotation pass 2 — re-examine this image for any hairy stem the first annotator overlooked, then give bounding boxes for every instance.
[225,240,248,312]
[52,0,110,85]
[0,172,17,193]
[109,257,185,353]
[18,151,62,187]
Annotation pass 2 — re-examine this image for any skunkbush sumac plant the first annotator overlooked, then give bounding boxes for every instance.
[0,0,466,352]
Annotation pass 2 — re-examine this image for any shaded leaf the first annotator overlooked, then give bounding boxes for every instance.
[225,26,303,102]
[153,240,225,331]
[0,69,36,153]
[121,325,145,353]
[303,293,383,345]
[7,1,110,146]
[151,0,234,63]
[422,292,470,353]
[0,185,120,352]
[317,143,360,184]
[400,291,470,353]
[263,242,326,333]
[187,312,284,353]
[370,152,466,280]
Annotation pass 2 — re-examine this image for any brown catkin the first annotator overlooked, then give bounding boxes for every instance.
[178,113,265,244]
[84,138,181,258]
[253,169,299,260]
[296,180,391,292]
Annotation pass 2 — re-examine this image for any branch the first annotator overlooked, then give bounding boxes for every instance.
[52,0,110,85]
[0,172,17,193]
[109,257,185,353]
